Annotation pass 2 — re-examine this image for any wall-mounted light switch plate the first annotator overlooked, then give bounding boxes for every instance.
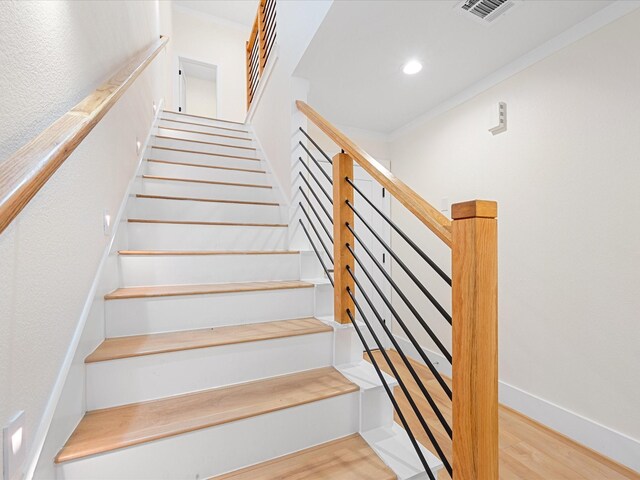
[103,209,112,236]
[3,411,25,480]
[440,197,450,212]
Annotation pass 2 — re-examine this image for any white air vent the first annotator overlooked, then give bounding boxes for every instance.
[457,0,517,24]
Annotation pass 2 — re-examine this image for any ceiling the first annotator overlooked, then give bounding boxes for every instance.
[173,0,259,27]
[295,0,616,134]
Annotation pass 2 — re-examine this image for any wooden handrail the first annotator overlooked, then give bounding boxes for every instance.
[297,100,498,478]
[0,35,169,235]
[246,0,276,110]
[296,100,453,247]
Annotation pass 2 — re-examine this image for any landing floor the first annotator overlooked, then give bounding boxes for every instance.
[369,350,639,480]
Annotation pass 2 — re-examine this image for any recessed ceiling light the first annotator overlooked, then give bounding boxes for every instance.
[403,60,422,75]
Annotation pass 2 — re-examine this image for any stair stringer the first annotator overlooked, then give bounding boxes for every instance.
[31,101,166,480]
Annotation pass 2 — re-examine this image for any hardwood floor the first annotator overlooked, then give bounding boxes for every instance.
[212,434,395,479]
[368,350,639,480]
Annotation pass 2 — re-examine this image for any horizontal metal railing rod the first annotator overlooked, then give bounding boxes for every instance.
[298,220,334,287]
[346,221,452,364]
[298,127,332,164]
[299,203,333,262]
[298,159,333,202]
[298,174,333,223]
[345,241,453,401]
[346,289,451,476]
[345,308,435,479]
[346,264,452,436]
[298,188,333,242]
[299,142,333,184]
[346,178,451,286]
[347,199,452,325]
[345,238,452,396]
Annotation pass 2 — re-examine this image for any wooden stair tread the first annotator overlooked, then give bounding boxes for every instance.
[86,318,332,363]
[142,174,271,189]
[135,193,279,206]
[212,434,396,480]
[159,117,249,134]
[155,135,256,151]
[147,158,265,174]
[105,280,314,300]
[163,110,246,126]
[118,250,299,256]
[55,367,357,463]
[158,126,251,141]
[127,219,287,227]
[151,146,257,161]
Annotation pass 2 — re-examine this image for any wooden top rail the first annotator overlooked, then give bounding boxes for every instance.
[0,35,169,235]
[296,100,453,247]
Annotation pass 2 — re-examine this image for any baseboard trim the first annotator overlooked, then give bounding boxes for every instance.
[393,334,640,473]
[24,99,165,480]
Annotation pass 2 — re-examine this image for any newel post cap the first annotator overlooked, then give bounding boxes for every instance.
[451,200,497,220]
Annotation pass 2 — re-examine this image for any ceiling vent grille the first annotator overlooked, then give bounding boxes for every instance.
[458,0,516,23]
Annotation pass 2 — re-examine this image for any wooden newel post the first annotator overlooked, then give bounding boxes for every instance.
[451,200,499,480]
[332,152,355,324]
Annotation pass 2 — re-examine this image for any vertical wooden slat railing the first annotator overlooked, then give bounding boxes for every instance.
[296,100,498,479]
[245,0,277,110]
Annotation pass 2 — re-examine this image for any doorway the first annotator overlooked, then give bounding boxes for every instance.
[178,58,218,118]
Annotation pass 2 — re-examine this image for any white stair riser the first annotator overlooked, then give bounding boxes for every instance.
[145,161,268,185]
[57,392,359,480]
[162,111,248,131]
[150,146,261,169]
[86,333,333,409]
[154,137,258,159]
[128,197,282,226]
[157,127,253,148]
[139,178,276,203]
[105,287,315,336]
[127,223,287,250]
[362,425,443,480]
[157,119,251,139]
[119,253,299,286]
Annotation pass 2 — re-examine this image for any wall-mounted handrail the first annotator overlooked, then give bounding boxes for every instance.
[0,35,169,236]
[296,100,452,246]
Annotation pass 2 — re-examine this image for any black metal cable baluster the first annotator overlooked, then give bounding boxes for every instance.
[299,204,333,262]
[345,242,452,398]
[346,288,452,476]
[347,199,452,326]
[345,221,452,363]
[298,220,334,287]
[298,189,333,240]
[345,309,437,480]
[346,178,451,286]
[345,263,452,434]
[298,127,332,164]
[298,174,333,222]
[299,143,333,184]
[298,158,333,202]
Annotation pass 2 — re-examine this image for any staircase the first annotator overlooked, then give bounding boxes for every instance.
[53,111,442,479]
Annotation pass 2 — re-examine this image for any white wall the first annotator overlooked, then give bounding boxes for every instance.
[0,1,164,477]
[0,1,161,164]
[185,75,217,117]
[169,6,247,121]
[250,0,333,202]
[390,8,640,469]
